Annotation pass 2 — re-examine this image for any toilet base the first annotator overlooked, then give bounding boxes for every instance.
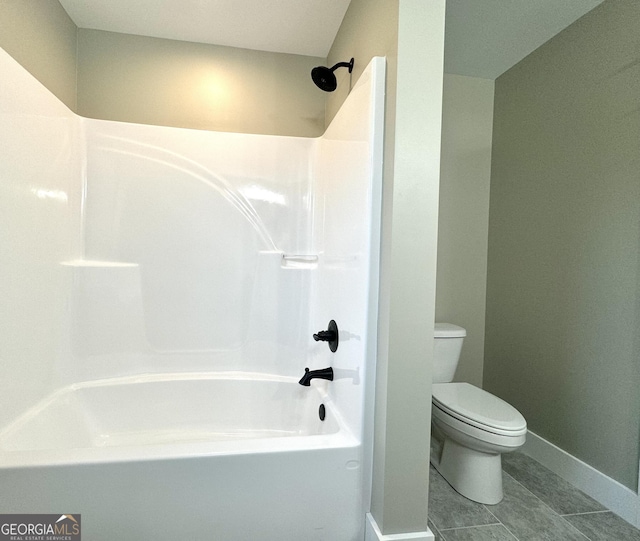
[430,435,504,505]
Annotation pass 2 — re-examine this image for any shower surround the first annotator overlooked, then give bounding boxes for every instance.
[0,46,384,541]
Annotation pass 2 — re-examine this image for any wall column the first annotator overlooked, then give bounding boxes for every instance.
[369,0,446,537]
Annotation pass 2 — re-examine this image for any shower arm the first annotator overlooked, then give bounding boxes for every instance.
[328,59,354,73]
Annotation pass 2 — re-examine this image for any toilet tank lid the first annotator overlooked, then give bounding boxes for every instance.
[434,323,466,338]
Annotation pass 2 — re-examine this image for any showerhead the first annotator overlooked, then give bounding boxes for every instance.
[311,66,338,92]
[311,58,354,92]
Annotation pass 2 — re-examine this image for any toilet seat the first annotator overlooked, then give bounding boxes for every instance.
[432,383,526,437]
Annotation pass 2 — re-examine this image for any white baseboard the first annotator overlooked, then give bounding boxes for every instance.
[365,513,434,541]
[523,430,640,528]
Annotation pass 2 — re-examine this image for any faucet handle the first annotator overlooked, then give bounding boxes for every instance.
[313,330,335,341]
[313,320,339,352]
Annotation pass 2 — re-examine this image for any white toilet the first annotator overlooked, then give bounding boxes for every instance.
[430,323,527,505]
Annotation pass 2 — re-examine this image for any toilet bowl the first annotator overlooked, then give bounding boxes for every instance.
[431,324,527,504]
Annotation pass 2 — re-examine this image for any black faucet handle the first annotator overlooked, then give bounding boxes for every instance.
[312,320,339,352]
[313,330,336,341]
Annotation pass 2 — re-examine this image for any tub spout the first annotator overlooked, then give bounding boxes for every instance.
[298,367,334,386]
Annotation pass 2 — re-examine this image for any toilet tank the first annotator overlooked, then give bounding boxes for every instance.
[433,323,466,383]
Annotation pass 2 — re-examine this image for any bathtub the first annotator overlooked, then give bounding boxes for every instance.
[0,373,365,540]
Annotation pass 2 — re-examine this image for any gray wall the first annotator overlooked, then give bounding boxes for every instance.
[330,0,446,535]
[485,0,640,490]
[77,29,325,136]
[0,0,77,110]
[436,74,494,387]
[0,2,325,137]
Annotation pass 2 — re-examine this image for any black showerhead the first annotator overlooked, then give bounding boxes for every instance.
[311,66,338,92]
[311,58,354,92]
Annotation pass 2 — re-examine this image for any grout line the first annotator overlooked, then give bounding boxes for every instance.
[561,509,611,517]
[502,473,591,540]
[557,516,592,541]
[506,472,574,517]
[428,519,444,540]
[482,504,520,540]
[482,505,504,527]
[439,523,500,532]
[440,523,519,540]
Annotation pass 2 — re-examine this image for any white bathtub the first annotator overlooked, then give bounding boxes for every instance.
[0,374,364,540]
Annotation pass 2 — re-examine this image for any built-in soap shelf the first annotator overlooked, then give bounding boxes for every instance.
[61,259,138,268]
[281,254,318,269]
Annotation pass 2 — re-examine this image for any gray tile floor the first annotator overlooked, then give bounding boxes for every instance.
[428,452,640,541]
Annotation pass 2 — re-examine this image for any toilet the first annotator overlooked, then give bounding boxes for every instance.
[430,323,527,505]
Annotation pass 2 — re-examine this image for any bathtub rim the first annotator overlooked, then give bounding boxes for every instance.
[0,371,360,470]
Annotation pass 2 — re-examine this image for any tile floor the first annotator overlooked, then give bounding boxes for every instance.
[428,452,640,540]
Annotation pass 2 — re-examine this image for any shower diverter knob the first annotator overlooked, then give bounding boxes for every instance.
[313,320,339,352]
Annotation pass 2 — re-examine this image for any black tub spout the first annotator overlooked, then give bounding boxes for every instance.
[298,367,334,386]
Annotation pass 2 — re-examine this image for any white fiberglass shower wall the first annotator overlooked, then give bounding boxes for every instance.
[0,45,384,541]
